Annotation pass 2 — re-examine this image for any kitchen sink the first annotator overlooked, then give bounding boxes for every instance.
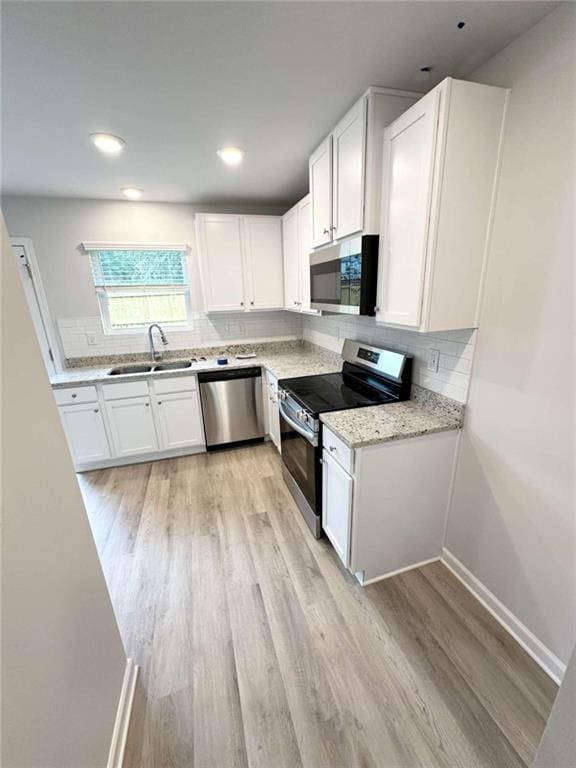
[153,361,192,372]
[108,364,153,375]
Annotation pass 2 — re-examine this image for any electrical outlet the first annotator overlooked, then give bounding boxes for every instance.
[86,333,97,346]
[427,349,440,373]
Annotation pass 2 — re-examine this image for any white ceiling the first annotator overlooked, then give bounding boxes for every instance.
[1,1,555,208]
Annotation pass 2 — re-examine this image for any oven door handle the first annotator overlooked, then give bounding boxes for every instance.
[278,400,318,447]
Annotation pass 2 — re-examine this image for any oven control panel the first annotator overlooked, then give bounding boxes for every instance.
[357,347,380,365]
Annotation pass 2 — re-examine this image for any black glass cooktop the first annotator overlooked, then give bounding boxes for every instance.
[279,369,396,415]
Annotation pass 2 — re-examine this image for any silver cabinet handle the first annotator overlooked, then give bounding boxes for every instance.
[93,408,99,413]
[329,445,336,452]
[323,228,330,235]
[250,301,254,306]
[330,226,337,232]
[158,401,162,405]
[145,402,150,407]
[71,393,77,398]
[240,301,244,306]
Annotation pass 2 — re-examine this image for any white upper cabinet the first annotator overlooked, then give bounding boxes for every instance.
[196,214,246,312]
[282,205,300,310]
[377,78,508,332]
[196,214,283,313]
[309,136,333,248]
[332,98,367,241]
[297,197,315,313]
[309,87,419,249]
[378,90,439,328]
[242,216,283,310]
[282,194,318,314]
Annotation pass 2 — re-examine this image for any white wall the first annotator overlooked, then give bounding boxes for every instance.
[303,315,476,403]
[1,212,127,766]
[533,645,576,767]
[444,4,576,668]
[1,196,299,361]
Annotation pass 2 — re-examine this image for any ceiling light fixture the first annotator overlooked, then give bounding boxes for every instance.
[121,187,143,200]
[217,146,245,167]
[90,132,126,155]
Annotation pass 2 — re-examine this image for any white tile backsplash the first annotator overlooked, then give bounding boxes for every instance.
[302,315,476,403]
[58,311,303,359]
[58,310,476,403]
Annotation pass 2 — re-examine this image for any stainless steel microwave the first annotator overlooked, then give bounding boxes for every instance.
[309,235,378,315]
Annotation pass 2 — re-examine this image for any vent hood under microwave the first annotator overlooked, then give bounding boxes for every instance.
[309,235,378,315]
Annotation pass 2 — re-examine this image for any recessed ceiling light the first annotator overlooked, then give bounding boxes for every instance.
[121,187,143,200]
[90,133,126,155]
[217,146,245,166]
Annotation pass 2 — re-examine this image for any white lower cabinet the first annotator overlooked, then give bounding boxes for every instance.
[155,391,204,450]
[322,449,353,567]
[264,370,281,451]
[58,401,111,463]
[107,396,158,456]
[322,426,459,583]
[54,374,206,470]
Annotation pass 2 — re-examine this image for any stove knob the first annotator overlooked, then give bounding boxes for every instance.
[278,389,287,401]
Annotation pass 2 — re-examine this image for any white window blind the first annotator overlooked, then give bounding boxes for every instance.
[85,246,192,332]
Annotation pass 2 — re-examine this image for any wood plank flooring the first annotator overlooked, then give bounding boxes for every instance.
[78,443,557,768]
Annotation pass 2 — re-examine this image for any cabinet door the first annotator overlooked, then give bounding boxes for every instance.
[309,136,333,248]
[243,216,284,310]
[377,90,439,328]
[265,371,281,451]
[155,391,204,450]
[59,403,111,464]
[322,449,353,567]
[196,214,246,312]
[107,396,158,456]
[297,197,317,313]
[282,205,301,311]
[332,98,367,240]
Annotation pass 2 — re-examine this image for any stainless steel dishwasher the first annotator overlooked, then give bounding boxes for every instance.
[198,367,265,449]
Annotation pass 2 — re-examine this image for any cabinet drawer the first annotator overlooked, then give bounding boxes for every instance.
[102,380,149,400]
[154,375,197,394]
[323,426,353,474]
[53,385,98,405]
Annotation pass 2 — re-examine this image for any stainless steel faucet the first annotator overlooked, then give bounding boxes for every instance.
[148,323,168,362]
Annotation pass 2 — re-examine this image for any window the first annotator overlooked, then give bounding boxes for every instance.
[84,244,192,332]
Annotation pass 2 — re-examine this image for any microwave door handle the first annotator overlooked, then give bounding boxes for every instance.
[278,401,318,446]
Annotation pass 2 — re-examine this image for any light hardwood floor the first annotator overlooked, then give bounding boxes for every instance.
[78,443,557,768]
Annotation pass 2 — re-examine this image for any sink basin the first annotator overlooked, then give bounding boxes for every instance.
[107,364,153,375]
[152,361,192,372]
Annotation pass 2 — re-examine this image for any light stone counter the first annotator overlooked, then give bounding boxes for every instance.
[50,344,341,389]
[321,390,463,449]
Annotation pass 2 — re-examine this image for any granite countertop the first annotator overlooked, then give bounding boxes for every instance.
[49,346,341,389]
[320,394,463,449]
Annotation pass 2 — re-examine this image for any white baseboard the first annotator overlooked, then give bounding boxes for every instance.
[442,548,565,684]
[107,658,139,768]
[76,444,206,472]
[358,556,441,586]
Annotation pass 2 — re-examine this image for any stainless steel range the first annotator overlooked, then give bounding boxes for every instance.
[277,339,413,537]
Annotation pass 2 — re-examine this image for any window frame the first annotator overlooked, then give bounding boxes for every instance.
[82,241,193,335]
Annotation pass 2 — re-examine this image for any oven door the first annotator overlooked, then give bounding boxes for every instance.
[278,400,322,537]
[309,240,362,315]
